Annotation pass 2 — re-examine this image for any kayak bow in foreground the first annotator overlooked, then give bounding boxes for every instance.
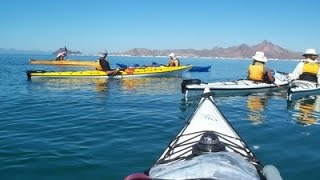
[125,88,282,180]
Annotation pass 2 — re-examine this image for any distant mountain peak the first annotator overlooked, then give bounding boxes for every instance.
[53,48,82,55]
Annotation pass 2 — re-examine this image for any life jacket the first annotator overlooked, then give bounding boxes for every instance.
[248,64,265,81]
[299,62,319,82]
[169,59,180,66]
[96,58,111,71]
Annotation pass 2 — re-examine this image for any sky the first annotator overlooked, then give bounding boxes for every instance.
[1,0,320,54]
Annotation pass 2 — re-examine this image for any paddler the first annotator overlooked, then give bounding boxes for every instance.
[95,51,120,75]
[55,51,66,61]
[168,53,180,67]
[247,51,275,84]
[289,49,319,83]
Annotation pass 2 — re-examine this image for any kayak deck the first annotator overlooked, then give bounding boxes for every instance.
[288,80,320,101]
[26,65,193,80]
[156,91,260,168]
[125,88,282,180]
[29,59,97,66]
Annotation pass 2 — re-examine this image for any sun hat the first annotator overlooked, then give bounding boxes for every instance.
[56,52,66,57]
[303,49,318,57]
[252,51,267,63]
[169,53,177,59]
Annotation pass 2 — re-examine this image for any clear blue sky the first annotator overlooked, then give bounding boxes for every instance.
[1,0,320,53]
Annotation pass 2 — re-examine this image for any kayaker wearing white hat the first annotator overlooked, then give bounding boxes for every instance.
[55,51,66,61]
[96,51,120,75]
[248,51,275,83]
[289,49,319,83]
[168,53,180,67]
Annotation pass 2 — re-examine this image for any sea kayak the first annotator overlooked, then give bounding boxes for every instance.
[125,88,282,180]
[26,65,192,80]
[182,71,289,99]
[287,80,320,101]
[188,65,211,72]
[29,59,97,66]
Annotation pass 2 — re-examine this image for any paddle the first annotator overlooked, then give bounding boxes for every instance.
[106,67,127,77]
[64,46,68,60]
[271,70,291,87]
[274,70,289,75]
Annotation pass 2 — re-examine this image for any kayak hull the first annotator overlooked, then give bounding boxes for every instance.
[188,65,211,72]
[182,72,289,97]
[29,59,97,66]
[26,65,193,80]
[288,80,320,100]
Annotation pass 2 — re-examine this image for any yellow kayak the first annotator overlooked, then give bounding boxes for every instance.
[29,59,97,66]
[26,65,193,80]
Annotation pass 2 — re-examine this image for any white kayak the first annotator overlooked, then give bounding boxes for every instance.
[125,88,282,180]
[182,72,289,99]
[287,80,320,101]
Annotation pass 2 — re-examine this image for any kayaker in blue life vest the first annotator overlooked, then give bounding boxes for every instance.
[289,49,319,83]
[248,51,275,84]
[96,51,120,75]
[168,53,180,67]
[55,51,66,61]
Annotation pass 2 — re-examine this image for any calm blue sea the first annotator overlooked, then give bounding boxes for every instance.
[0,54,320,180]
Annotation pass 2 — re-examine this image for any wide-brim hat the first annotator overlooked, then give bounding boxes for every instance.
[252,51,267,62]
[303,49,318,57]
[56,52,66,57]
[169,53,177,60]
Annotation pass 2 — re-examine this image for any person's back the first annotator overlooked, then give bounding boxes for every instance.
[96,52,111,71]
[168,53,180,67]
[95,51,120,75]
[55,52,66,61]
[300,61,319,82]
[248,61,265,81]
[248,51,274,83]
[289,49,319,83]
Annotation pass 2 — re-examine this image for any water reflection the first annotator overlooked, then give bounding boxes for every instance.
[28,77,184,96]
[246,95,268,125]
[288,96,320,126]
[120,77,182,95]
[28,78,109,92]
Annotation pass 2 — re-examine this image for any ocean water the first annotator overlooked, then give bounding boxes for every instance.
[0,54,319,180]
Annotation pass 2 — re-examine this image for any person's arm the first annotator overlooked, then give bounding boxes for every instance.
[266,69,275,83]
[106,68,120,75]
[317,66,320,84]
[288,62,303,81]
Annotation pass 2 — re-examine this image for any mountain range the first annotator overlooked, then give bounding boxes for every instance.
[0,48,50,55]
[1,41,303,59]
[114,40,302,59]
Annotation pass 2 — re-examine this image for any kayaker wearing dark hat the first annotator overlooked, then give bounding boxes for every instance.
[289,49,319,83]
[248,51,275,84]
[96,51,120,75]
